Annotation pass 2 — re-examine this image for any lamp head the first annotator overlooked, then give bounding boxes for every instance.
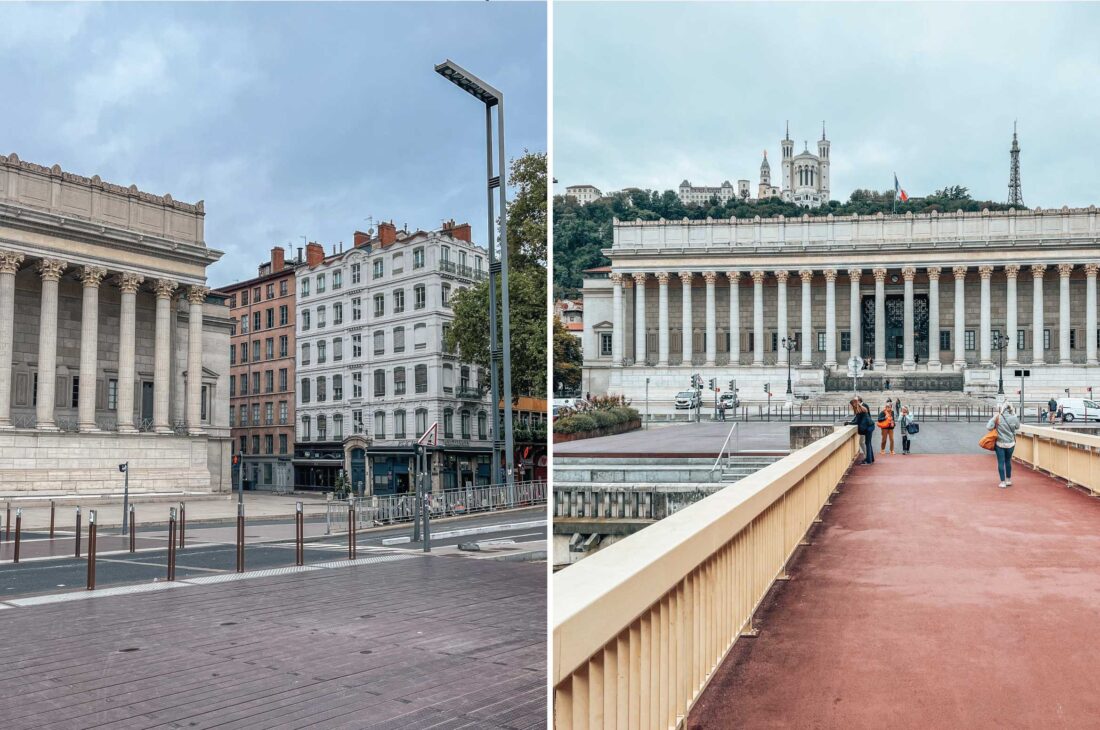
[434,59,501,106]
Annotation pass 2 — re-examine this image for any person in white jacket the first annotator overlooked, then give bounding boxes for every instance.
[987,401,1021,488]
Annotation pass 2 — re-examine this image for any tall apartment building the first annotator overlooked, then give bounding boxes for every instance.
[294,220,492,495]
[214,247,300,490]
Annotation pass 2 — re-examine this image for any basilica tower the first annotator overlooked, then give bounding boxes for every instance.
[758,151,772,199]
[781,121,794,192]
[817,121,831,198]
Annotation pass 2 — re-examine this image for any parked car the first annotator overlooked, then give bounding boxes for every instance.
[675,390,701,409]
[1055,398,1100,422]
[719,392,738,409]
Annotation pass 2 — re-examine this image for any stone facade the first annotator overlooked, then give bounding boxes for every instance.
[582,208,1100,402]
[0,153,231,495]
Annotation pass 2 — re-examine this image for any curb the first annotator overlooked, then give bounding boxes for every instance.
[381,519,547,546]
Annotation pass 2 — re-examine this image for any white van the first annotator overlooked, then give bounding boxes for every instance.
[1056,398,1100,422]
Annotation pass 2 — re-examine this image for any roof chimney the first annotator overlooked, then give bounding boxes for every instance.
[270,246,285,272]
[378,220,397,246]
[450,222,472,242]
[305,242,325,267]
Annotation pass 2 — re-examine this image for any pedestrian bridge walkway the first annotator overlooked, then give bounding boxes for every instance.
[553,424,1100,729]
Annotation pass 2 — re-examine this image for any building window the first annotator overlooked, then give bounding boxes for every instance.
[279,305,288,326]
[353,410,363,434]
[264,402,274,425]
[333,337,343,362]
[374,330,385,355]
[279,434,288,454]
[443,409,454,439]
[374,294,385,318]
[253,311,261,331]
[393,289,405,313]
[416,408,428,436]
[393,326,405,353]
[317,414,327,441]
[965,330,976,351]
[442,283,451,308]
[333,374,343,400]
[316,273,326,293]
[374,411,385,439]
[352,334,362,358]
[1070,329,1078,349]
[279,401,288,425]
[374,369,386,397]
[373,259,384,279]
[1044,329,1051,350]
[333,303,343,325]
[352,297,361,321]
[229,405,235,426]
[839,331,850,352]
[251,403,260,427]
[333,414,343,440]
[414,323,427,350]
[230,375,236,396]
[240,374,248,396]
[442,323,453,353]
[770,332,778,352]
[413,247,424,269]
[301,415,311,442]
[266,338,274,360]
[394,367,406,395]
[301,342,310,365]
[333,270,342,290]
[230,346,236,365]
[265,370,274,393]
[302,309,310,331]
[317,376,327,402]
[415,364,428,393]
[300,378,310,403]
[747,332,754,352]
[352,371,363,398]
[461,410,471,439]
[240,315,249,334]
[300,279,309,297]
[241,289,249,306]
[317,340,327,364]
[414,285,426,309]
[392,252,404,273]
[351,263,361,284]
[1018,330,1026,351]
[279,335,288,358]
[317,305,326,328]
[460,366,470,390]
[478,411,487,440]
[266,308,274,329]
[442,364,454,394]
[600,332,612,357]
[107,378,118,410]
[280,279,287,296]
[940,330,951,352]
[252,340,261,362]
[817,332,826,352]
[240,406,248,426]
[252,435,260,454]
[253,286,261,302]
[394,410,406,439]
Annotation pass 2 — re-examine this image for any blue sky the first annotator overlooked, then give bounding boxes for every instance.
[0,2,546,286]
[554,2,1100,207]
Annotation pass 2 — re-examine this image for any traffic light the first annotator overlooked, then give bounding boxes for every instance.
[764,382,770,393]
[708,378,716,391]
[728,380,735,392]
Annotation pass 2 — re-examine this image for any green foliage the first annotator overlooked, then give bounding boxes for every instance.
[552,395,640,435]
[553,316,583,393]
[553,185,1026,296]
[507,151,547,269]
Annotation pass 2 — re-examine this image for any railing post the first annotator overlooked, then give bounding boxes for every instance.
[74,507,81,558]
[236,501,245,573]
[295,501,304,567]
[4,502,9,541]
[49,499,55,539]
[13,508,21,563]
[178,502,186,549]
[129,504,136,553]
[86,509,97,590]
[348,497,356,560]
[167,507,177,581]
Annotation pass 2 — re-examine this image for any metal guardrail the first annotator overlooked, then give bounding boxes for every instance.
[324,480,547,531]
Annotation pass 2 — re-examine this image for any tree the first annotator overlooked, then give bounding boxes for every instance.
[506,151,547,269]
[553,316,583,394]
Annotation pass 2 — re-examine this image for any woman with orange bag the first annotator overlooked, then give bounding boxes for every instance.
[986,401,1021,488]
[877,399,896,455]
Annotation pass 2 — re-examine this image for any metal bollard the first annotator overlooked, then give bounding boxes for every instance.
[129,504,136,553]
[87,510,97,590]
[178,502,186,549]
[167,507,177,581]
[348,499,357,560]
[13,508,21,563]
[49,500,55,539]
[295,501,304,567]
[74,507,82,558]
[325,493,332,535]
[236,502,244,573]
[4,501,9,541]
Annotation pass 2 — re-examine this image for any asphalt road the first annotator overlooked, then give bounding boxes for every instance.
[0,507,545,600]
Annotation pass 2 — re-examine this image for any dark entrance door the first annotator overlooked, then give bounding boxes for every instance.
[862,295,930,362]
[141,382,154,426]
[350,448,366,496]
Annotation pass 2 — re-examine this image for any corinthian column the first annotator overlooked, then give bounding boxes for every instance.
[873,267,887,369]
[704,271,717,365]
[633,273,647,364]
[824,269,837,368]
[979,265,994,366]
[35,258,68,430]
[1005,265,1020,365]
[953,266,968,369]
[186,286,209,435]
[1087,263,1099,366]
[1058,263,1073,365]
[610,273,624,366]
[153,279,178,433]
[0,251,25,429]
[927,267,942,370]
[680,271,694,364]
[77,266,108,432]
[776,270,790,365]
[1031,265,1046,365]
[848,269,862,363]
[752,270,765,365]
[727,271,741,365]
[902,266,916,370]
[116,273,144,433]
[657,272,669,366]
[799,269,813,365]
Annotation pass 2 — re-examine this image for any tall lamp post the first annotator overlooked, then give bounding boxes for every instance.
[780,335,797,397]
[991,332,1007,396]
[435,59,515,496]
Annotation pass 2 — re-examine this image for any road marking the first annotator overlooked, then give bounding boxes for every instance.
[380,519,547,545]
[98,557,225,573]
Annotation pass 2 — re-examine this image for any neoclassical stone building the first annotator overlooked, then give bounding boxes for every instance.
[0,154,232,494]
[582,208,1100,401]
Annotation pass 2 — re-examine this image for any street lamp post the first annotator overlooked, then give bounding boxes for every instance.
[992,333,1006,396]
[435,59,515,499]
[781,335,797,397]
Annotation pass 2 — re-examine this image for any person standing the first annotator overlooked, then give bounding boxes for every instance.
[877,400,896,455]
[987,401,1021,488]
[899,406,916,454]
[849,397,875,465]
[1047,396,1058,424]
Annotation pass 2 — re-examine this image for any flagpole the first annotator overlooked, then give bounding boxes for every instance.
[892,172,897,214]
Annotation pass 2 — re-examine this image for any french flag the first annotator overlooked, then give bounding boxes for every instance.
[894,173,909,202]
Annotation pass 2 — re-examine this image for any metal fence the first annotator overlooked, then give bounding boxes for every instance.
[324,480,547,530]
[691,403,1051,423]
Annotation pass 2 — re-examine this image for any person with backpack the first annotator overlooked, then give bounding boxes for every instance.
[849,397,876,465]
[899,406,917,454]
[1048,397,1058,424]
[987,401,1021,488]
[877,400,896,455]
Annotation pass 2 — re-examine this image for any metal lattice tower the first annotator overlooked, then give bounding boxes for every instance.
[1008,121,1023,207]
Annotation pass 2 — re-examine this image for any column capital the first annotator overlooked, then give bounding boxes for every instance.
[656,271,670,284]
[117,272,145,294]
[1058,263,1074,278]
[750,269,766,283]
[609,272,623,285]
[823,268,837,282]
[952,265,968,279]
[978,265,995,279]
[901,266,917,281]
[799,269,814,284]
[1004,264,1021,279]
[1085,263,1100,277]
[774,270,789,284]
[37,258,67,282]
[725,270,741,283]
[0,250,24,275]
[679,271,694,285]
[154,278,179,299]
[847,268,862,283]
[632,272,647,285]
[622,276,633,290]
[1030,263,1047,278]
[703,271,717,284]
[927,266,942,281]
[79,265,108,288]
[872,267,887,282]
[187,285,210,305]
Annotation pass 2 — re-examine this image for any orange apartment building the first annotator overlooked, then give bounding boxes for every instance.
[215,247,301,490]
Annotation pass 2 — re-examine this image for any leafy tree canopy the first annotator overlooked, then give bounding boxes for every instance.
[552,316,583,393]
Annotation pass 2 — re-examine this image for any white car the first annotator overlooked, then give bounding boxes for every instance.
[1055,398,1100,422]
[675,390,701,409]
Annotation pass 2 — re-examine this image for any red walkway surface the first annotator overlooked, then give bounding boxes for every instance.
[687,454,1100,729]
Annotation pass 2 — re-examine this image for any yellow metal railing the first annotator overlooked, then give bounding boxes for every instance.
[553,426,860,729]
[1015,425,1100,494]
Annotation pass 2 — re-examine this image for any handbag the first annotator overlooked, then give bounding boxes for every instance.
[906,422,919,435]
[979,416,999,451]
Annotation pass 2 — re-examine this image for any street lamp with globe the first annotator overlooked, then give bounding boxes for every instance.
[780,335,797,397]
[991,332,1007,396]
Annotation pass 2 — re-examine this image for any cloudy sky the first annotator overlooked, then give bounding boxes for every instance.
[554,2,1100,207]
[0,2,546,286]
